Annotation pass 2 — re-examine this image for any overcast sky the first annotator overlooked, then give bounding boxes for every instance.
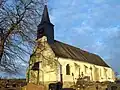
[48,0,120,74]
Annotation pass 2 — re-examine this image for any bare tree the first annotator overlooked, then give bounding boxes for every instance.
[0,0,46,75]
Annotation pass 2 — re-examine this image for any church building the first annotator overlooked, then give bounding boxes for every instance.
[26,5,115,88]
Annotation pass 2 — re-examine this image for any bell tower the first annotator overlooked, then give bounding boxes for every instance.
[37,5,54,44]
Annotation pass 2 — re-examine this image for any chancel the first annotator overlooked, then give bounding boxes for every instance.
[26,5,115,88]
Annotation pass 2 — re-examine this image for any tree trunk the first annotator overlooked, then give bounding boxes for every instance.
[0,25,16,62]
[0,29,4,62]
[0,37,4,62]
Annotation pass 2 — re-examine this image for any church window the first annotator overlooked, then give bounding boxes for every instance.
[104,68,107,79]
[84,65,88,74]
[66,64,70,75]
[100,68,102,76]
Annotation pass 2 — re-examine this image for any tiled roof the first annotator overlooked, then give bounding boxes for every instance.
[49,40,109,67]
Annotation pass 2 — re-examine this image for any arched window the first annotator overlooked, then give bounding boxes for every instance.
[84,65,88,74]
[66,64,70,75]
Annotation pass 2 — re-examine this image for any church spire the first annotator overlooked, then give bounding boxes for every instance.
[40,5,50,24]
[37,5,54,44]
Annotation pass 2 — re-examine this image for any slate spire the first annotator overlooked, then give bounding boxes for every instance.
[37,5,54,44]
[40,5,50,24]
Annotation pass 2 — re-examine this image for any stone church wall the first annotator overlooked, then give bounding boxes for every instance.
[27,36,59,85]
[58,57,115,88]
[26,36,115,89]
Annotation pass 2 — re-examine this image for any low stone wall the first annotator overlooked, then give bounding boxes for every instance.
[0,87,21,90]
[0,79,26,88]
[107,83,120,90]
[22,83,45,90]
[63,81,74,88]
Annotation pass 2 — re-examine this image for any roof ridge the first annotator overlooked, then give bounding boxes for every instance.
[54,40,89,52]
[50,40,109,67]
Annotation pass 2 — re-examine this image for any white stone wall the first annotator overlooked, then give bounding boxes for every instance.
[58,57,115,83]
[27,36,59,84]
[26,36,115,88]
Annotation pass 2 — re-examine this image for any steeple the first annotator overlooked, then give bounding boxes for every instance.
[40,5,50,24]
[37,5,54,44]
